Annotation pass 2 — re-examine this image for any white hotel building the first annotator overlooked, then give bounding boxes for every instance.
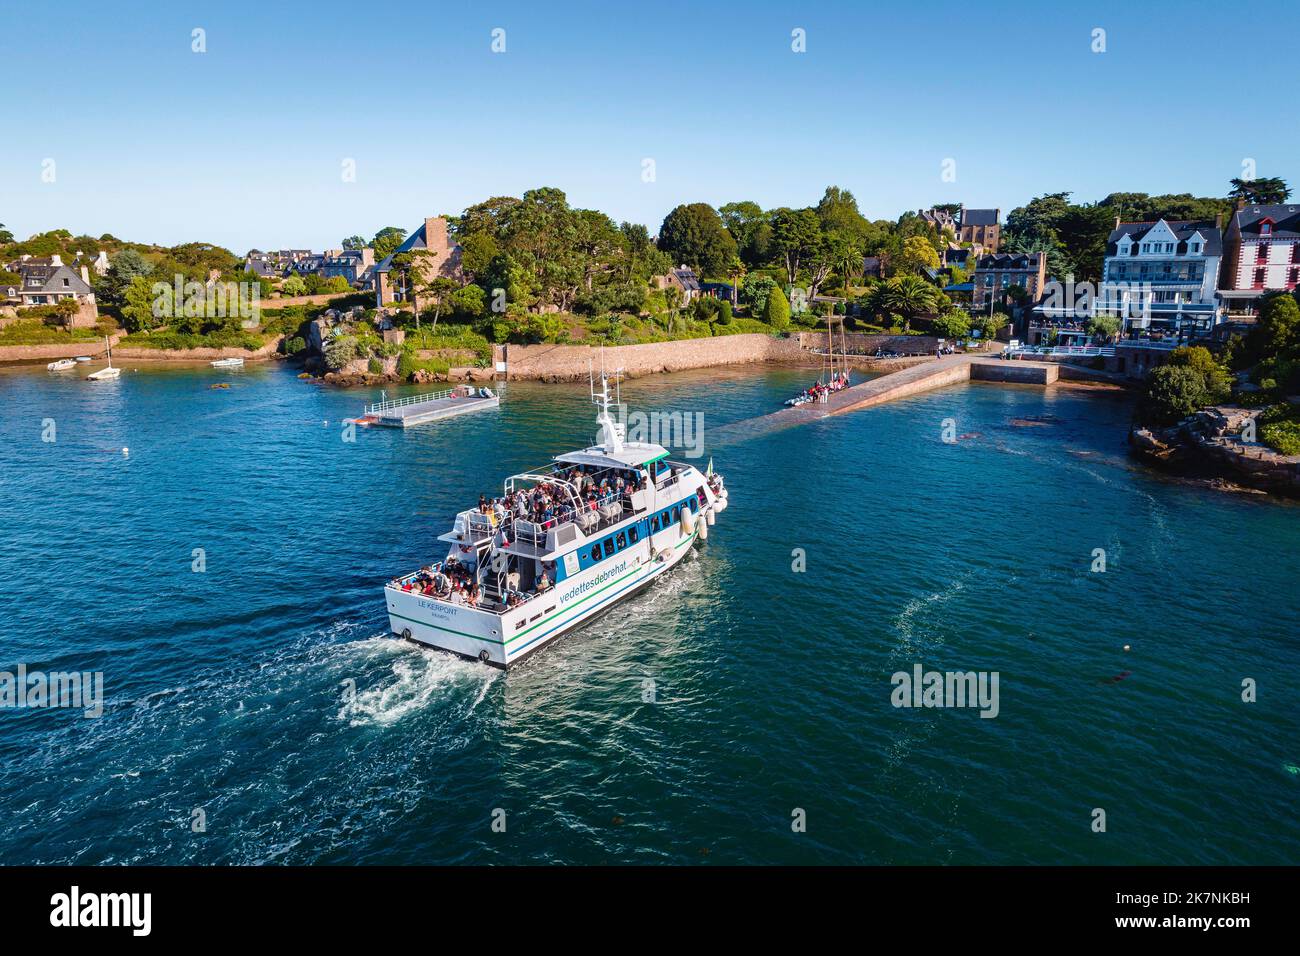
[1095,218,1223,338]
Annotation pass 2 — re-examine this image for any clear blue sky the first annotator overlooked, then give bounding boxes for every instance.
[3,0,1295,254]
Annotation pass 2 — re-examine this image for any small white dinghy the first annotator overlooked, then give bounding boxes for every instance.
[210,357,244,368]
[47,358,77,371]
[86,337,121,381]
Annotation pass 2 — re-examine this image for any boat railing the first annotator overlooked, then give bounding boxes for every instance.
[366,387,468,416]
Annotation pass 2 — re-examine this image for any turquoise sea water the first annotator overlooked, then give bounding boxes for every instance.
[0,360,1297,865]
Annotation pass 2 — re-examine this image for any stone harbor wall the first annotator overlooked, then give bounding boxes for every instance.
[112,335,285,361]
[0,333,123,363]
[497,334,806,381]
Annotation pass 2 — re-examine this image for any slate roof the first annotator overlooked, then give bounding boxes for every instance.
[974,252,1042,270]
[1231,204,1300,240]
[1106,219,1222,257]
[16,263,94,296]
[961,208,1000,227]
[671,267,701,292]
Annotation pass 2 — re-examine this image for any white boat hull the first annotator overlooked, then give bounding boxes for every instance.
[387,511,703,668]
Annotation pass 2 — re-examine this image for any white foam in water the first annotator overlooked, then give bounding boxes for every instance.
[337,641,497,727]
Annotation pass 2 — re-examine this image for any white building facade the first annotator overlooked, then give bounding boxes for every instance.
[1096,218,1223,338]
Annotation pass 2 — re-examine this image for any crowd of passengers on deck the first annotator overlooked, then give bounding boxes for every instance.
[395,556,483,607]
[473,464,655,532]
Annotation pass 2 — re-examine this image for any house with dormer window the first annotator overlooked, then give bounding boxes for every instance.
[1219,203,1300,313]
[1094,218,1223,339]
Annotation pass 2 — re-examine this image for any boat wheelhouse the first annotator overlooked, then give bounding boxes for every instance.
[384,369,728,667]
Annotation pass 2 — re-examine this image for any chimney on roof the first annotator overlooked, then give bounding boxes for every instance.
[80,265,90,284]
[50,254,63,267]
[425,216,449,256]
[1114,216,1121,229]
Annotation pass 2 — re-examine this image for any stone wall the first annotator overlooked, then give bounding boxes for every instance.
[497,333,806,381]
[112,335,284,361]
[796,331,944,355]
[970,361,1059,385]
[0,333,122,363]
[262,293,350,310]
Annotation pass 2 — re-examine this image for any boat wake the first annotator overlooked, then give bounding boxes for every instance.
[335,639,499,727]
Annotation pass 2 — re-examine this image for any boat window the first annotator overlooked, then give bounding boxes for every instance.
[616,532,627,549]
[650,517,660,532]
[671,506,679,522]
[628,527,639,543]
[603,536,615,555]
[591,545,602,562]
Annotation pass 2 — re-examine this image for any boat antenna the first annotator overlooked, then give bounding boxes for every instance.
[590,353,625,454]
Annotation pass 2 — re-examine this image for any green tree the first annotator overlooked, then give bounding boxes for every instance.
[931,310,971,339]
[1228,177,1291,205]
[425,277,458,333]
[893,235,941,275]
[771,208,822,285]
[0,222,13,244]
[1085,315,1121,342]
[98,249,154,309]
[815,186,871,241]
[122,275,165,332]
[342,235,367,251]
[449,283,487,318]
[1245,292,1300,364]
[878,275,938,333]
[1139,365,1213,425]
[1167,346,1231,401]
[372,226,407,261]
[281,275,307,296]
[718,201,771,267]
[657,203,737,276]
[54,297,80,332]
[460,231,498,278]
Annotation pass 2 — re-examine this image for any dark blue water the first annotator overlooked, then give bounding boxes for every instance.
[1,361,1297,864]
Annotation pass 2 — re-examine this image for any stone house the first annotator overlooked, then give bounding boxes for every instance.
[373,217,464,307]
[3,254,99,326]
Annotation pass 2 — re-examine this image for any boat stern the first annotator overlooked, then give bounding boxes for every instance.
[385,585,509,667]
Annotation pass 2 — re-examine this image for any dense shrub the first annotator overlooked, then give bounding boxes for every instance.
[1139,365,1213,425]
[323,335,358,371]
[762,286,791,332]
[1258,405,1300,455]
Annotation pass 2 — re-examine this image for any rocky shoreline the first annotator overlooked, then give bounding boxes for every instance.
[1130,405,1300,497]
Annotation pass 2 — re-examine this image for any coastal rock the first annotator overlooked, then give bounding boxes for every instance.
[1129,405,1300,496]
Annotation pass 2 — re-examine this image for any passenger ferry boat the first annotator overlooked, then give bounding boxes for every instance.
[384,369,728,668]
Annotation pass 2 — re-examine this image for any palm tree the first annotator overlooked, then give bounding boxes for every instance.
[726,254,745,309]
[881,275,938,333]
